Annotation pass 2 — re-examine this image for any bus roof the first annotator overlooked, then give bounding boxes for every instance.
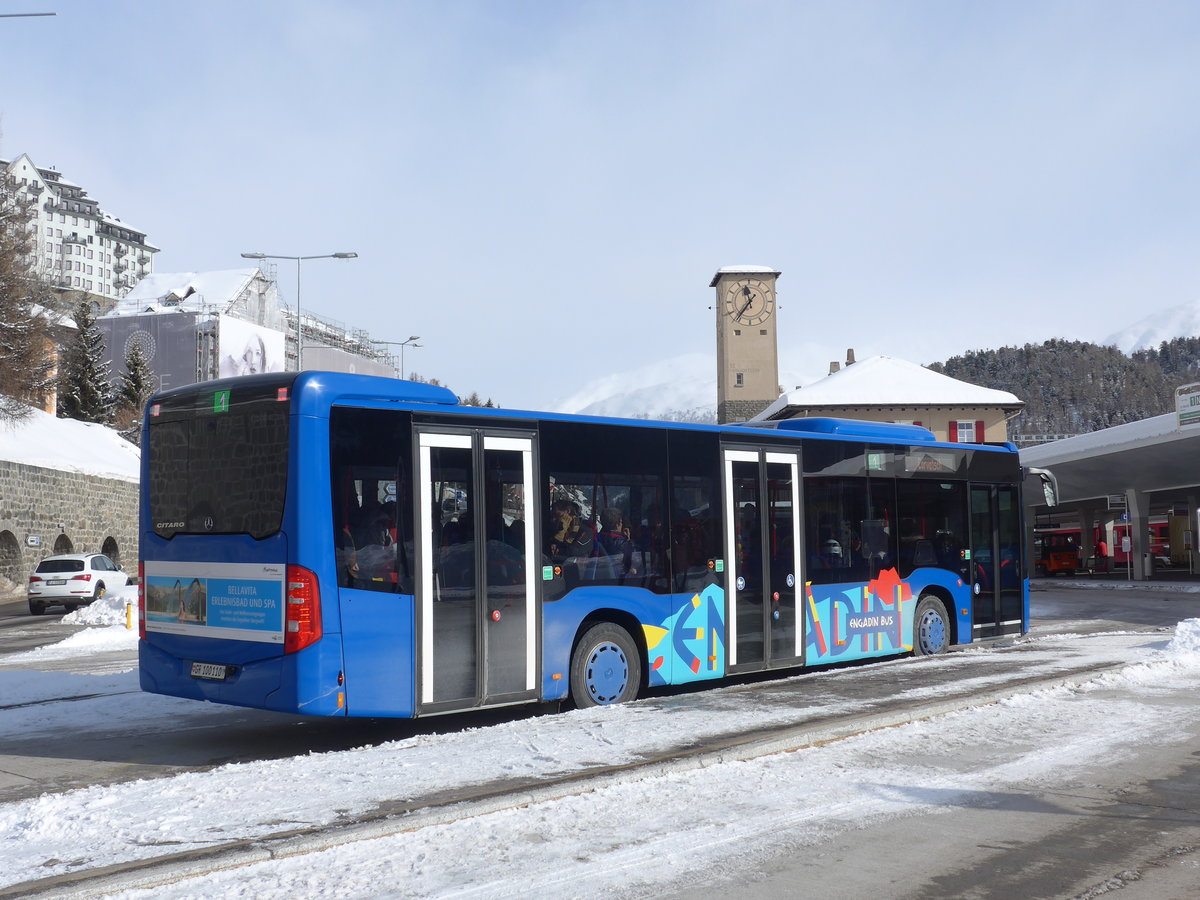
[154,371,1016,455]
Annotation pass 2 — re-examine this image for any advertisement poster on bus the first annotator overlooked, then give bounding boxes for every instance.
[143,561,285,643]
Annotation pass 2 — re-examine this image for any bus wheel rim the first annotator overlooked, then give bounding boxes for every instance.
[585,641,629,704]
[919,609,946,653]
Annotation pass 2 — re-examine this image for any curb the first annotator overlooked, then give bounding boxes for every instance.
[1031,578,1200,594]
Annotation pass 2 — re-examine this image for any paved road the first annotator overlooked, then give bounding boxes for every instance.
[673,582,1200,900]
[3,585,1200,898]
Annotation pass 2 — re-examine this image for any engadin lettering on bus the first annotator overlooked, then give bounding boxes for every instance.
[142,561,285,643]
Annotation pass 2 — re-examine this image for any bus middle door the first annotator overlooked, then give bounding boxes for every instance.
[969,483,1023,640]
[723,447,804,672]
[416,430,538,714]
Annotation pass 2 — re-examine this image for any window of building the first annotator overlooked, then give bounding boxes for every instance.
[735,373,744,387]
[949,420,983,443]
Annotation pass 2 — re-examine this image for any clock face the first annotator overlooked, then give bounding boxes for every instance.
[724,279,774,326]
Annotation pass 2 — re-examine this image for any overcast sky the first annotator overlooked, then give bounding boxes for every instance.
[2,1,1198,409]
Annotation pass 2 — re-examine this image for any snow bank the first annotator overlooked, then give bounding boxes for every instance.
[1166,618,1200,656]
[62,584,138,627]
[8,586,139,663]
[0,406,139,482]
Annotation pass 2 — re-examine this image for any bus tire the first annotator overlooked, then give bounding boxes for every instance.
[913,594,950,656]
[569,622,642,708]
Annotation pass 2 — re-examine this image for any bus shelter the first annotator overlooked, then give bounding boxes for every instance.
[1021,413,1200,580]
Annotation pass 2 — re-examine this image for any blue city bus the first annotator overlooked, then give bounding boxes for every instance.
[138,371,1029,717]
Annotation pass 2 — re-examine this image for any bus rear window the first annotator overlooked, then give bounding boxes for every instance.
[149,399,290,539]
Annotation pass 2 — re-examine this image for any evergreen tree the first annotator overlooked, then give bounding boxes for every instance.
[114,339,156,444]
[0,171,56,420]
[58,300,115,423]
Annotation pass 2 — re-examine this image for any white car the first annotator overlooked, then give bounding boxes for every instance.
[27,553,130,616]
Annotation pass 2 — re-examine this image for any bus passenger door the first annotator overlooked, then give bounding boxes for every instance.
[416,430,538,714]
[970,484,1023,639]
[723,448,804,672]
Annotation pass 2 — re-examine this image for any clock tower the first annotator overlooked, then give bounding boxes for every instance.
[713,265,781,424]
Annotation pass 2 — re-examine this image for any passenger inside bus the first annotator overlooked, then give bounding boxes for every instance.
[591,507,639,581]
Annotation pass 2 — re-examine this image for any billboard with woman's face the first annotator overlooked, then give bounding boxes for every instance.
[218,315,286,378]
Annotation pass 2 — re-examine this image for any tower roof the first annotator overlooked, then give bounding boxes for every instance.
[710,265,780,286]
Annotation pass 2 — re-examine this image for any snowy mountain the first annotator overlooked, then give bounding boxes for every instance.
[550,353,718,420]
[1104,297,1200,354]
[550,350,832,420]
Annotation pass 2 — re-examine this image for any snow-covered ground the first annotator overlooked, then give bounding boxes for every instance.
[3,600,1200,897]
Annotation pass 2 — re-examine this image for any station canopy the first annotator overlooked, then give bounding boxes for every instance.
[1020,413,1200,511]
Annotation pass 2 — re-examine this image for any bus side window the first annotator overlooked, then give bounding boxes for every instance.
[329,408,414,594]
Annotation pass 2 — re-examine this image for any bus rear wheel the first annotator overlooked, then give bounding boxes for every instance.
[570,622,642,708]
[913,595,950,656]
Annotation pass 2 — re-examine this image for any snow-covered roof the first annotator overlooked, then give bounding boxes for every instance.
[99,210,148,238]
[753,355,1023,421]
[0,406,139,482]
[106,269,262,317]
[710,264,780,286]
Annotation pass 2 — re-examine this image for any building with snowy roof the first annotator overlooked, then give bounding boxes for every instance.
[750,352,1024,444]
[98,268,395,393]
[1,153,158,306]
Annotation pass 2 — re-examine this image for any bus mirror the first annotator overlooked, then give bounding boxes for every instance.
[1024,467,1058,508]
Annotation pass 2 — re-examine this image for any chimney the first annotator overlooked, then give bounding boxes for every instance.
[846,348,856,366]
[829,361,840,375]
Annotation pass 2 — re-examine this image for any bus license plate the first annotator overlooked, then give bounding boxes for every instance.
[190,662,229,681]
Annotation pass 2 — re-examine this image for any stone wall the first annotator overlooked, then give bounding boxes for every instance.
[0,459,138,588]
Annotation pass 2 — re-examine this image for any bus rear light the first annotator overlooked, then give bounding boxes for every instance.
[284,565,322,654]
[138,562,146,640]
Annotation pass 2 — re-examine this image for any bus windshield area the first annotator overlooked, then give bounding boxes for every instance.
[148,390,290,539]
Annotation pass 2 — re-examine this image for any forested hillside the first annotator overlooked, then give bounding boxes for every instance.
[930,338,1200,438]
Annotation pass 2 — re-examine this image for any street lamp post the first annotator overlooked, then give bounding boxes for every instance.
[371,336,422,379]
[240,251,358,370]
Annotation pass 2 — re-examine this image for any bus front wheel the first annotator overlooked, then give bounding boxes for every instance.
[569,622,642,708]
[913,595,950,656]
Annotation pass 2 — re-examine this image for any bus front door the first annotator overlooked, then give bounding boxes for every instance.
[723,448,804,672]
[970,484,1023,639]
[417,430,538,714]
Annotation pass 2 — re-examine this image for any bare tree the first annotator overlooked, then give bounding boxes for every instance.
[0,168,56,421]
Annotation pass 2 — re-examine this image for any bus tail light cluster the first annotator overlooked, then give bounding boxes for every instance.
[137,561,146,640]
[284,565,322,654]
